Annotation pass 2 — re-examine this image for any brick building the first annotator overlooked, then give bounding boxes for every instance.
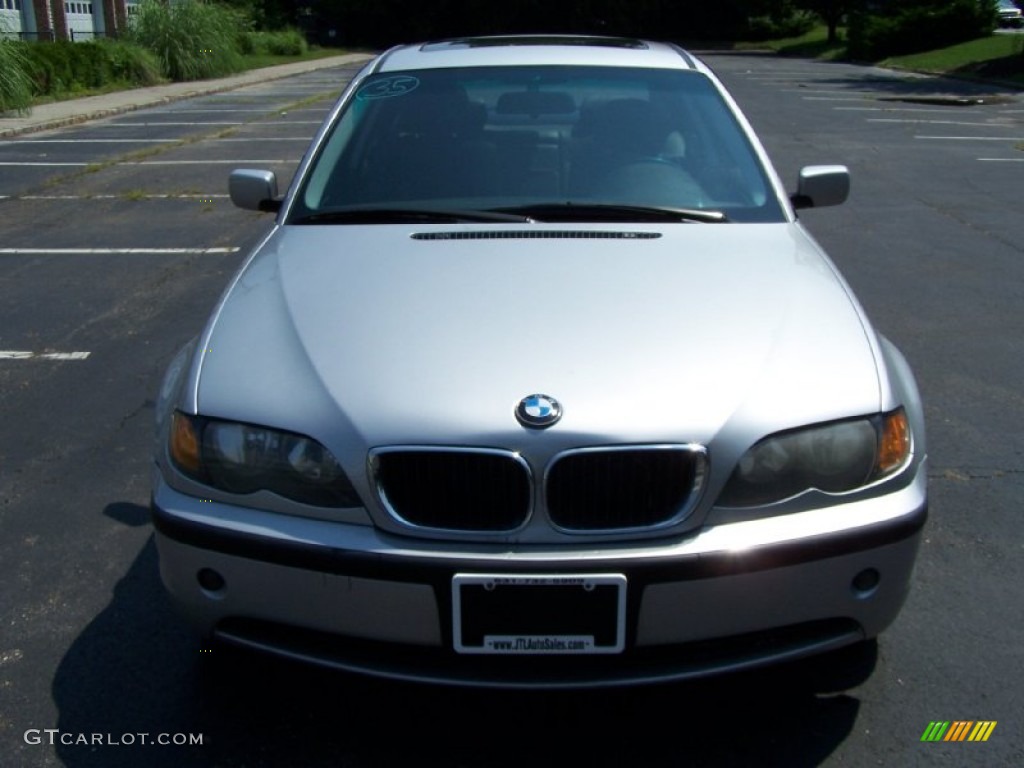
[1,0,132,41]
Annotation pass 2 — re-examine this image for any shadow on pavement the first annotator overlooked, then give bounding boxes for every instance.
[52,502,869,767]
[790,58,1021,100]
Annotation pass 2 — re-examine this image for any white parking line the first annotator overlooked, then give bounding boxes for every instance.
[742,76,823,81]
[9,194,230,200]
[0,160,298,166]
[0,139,175,145]
[978,157,1024,162]
[113,121,321,126]
[165,108,328,114]
[0,350,91,360]
[0,138,309,144]
[122,160,300,165]
[167,109,272,113]
[802,96,875,102]
[916,135,1024,141]
[110,121,245,126]
[213,137,311,142]
[835,106,994,114]
[234,87,336,92]
[786,90,893,99]
[784,88,877,95]
[0,162,93,166]
[0,247,240,254]
[869,118,1017,127]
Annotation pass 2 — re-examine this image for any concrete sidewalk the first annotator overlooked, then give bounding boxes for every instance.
[0,53,374,139]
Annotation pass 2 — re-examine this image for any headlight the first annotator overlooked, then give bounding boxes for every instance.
[169,412,361,508]
[717,408,911,508]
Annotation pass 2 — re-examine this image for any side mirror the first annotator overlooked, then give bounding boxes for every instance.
[791,165,849,210]
[229,169,281,212]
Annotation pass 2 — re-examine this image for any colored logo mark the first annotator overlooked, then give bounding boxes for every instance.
[515,394,562,428]
[921,721,997,742]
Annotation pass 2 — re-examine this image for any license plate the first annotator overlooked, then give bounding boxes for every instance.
[452,573,626,655]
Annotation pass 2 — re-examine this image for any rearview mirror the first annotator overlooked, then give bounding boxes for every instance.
[791,165,850,210]
[229,169,281,212]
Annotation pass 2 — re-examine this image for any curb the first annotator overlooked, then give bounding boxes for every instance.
[0,53,374,139]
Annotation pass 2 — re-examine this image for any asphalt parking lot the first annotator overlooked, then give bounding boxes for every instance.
[1,52,1023,767]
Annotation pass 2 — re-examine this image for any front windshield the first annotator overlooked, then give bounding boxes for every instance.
[292,65,784,223]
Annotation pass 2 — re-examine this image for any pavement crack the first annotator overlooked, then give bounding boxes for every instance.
[929,466,1024,482]
[119,399,156,430]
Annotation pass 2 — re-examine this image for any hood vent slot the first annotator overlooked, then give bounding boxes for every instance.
[411,230,660,241]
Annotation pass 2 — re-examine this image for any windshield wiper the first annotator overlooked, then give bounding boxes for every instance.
[290,208,534,225]
[491,203,727,223]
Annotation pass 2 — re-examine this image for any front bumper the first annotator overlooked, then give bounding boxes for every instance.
[152,463,926,688]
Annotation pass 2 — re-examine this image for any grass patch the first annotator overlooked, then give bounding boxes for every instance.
[239,47,346,71]
[737,25,1024,85]
[736,25,847,60]
[882,34,1024,84]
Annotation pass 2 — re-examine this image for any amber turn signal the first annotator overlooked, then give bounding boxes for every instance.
[170,411,202,475]
[877,408,911,475]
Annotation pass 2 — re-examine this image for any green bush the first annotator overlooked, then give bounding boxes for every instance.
[847,0,997,60]
[242,28,309,57]
[0,24,33,114]
[745,9,817,42]
[128,0,246,81]
[237,29,256,56]
[20,40,162,97]
[100,39,165,86]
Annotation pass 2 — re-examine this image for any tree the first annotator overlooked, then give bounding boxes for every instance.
[845,0,997,60]
[796,0,851,43]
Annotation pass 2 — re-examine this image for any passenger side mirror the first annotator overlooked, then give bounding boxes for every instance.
[791,165,849,210]
[229,169,281,212]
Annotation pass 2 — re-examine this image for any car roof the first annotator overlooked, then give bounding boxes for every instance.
[372,35,708,74]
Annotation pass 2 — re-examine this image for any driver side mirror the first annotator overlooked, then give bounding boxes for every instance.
[791,165,850,210]
[229,169,281,213]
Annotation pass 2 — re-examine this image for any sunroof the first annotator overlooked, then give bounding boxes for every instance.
[422,36,649,51]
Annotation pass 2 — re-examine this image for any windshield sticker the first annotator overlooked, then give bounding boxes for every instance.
[357,76,421,100]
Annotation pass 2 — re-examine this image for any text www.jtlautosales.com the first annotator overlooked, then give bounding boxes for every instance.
[485,636,592,653]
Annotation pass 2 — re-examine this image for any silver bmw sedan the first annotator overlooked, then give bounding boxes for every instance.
[151,35,927,688]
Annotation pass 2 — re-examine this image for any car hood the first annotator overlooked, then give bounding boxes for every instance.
[194,224,880,456]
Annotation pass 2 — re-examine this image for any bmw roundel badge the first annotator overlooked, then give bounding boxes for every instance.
[516,394,562,429]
